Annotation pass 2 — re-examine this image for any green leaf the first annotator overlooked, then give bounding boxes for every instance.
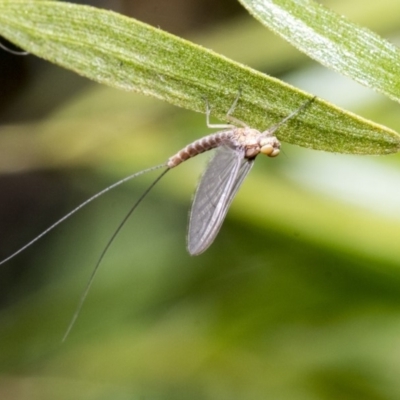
[239,0,400,103]
[0,1,399,155]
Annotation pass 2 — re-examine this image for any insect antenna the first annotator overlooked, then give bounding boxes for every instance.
[62,167,170,341]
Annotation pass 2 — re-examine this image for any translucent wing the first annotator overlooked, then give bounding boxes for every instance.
[187,145,254,255]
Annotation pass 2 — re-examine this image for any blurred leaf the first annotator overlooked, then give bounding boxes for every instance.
[197,0,400,72]
[239,0,400,103]
[0,1,399,154]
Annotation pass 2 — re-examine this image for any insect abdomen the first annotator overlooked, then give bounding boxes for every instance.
[167,131,233,168]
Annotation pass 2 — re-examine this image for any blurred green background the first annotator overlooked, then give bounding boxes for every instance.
[2,0,400,399]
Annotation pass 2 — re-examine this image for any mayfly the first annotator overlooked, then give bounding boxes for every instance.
[0,93,315,339]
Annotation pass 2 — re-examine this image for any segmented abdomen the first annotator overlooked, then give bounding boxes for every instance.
[167,130,234,168]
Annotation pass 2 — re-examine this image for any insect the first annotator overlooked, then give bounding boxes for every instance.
[0,93,315,338]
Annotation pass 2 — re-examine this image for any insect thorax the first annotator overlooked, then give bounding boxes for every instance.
[232,127,281,159]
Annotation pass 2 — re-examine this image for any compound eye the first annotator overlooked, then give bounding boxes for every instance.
[260,144,280,157]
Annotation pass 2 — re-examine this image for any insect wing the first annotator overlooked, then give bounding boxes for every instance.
[226,155,254,207]
[187,145,254,255]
